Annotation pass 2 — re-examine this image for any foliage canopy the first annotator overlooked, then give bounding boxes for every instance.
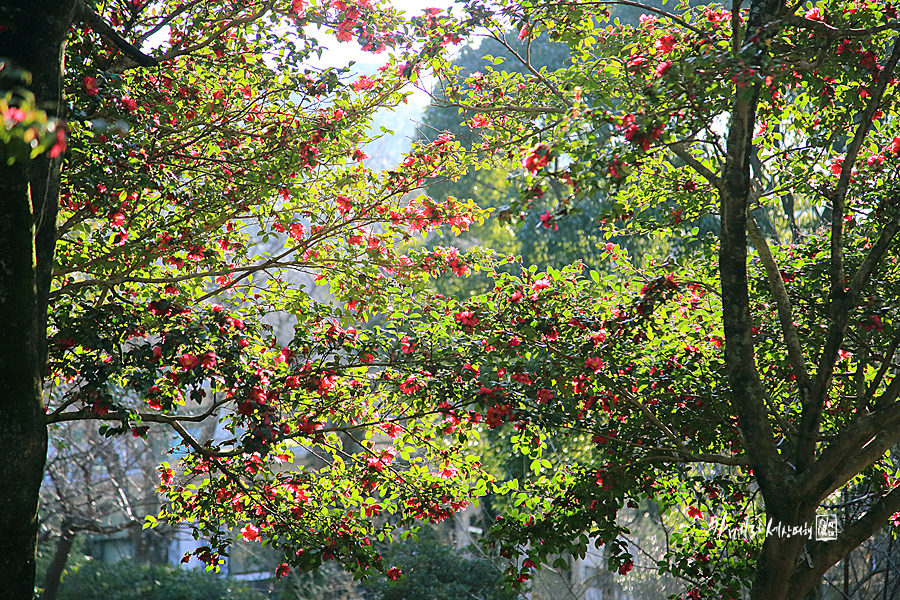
[3,1,900,600]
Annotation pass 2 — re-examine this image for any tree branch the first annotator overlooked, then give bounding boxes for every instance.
[153,1,275,65]
[746,215,811,397]
[793,397,900,503]
[788,485,900,599]
[798,36,900,474]
[74,0,158,68]
[670,143,722,190]
[431,101,568,115]
[783,14,900,38]
[488,31,573,109]
[827,36,900,303]
[638,453,751,467]
[544,1,706,36]
[865,330,900,406]
[847,216,900,302]
[46,399,229,425]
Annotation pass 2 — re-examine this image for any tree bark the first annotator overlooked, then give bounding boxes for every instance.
[719,3,900,597]
[0,1,75,597]
[41,526,76,600]
[716,0,815,598]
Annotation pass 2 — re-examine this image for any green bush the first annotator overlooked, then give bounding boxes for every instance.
[56,561,265,600]
[363,538,519,600]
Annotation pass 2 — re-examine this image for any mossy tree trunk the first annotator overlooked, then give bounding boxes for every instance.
[0,1,75,597]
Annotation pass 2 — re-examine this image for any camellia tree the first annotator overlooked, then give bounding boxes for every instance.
[0,0,491,595]
[4,2,900,600]
[414,0,900,599]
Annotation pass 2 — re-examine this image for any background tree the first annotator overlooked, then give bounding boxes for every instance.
[38,421,177,600]
[52,561,264,600]
[418,3,706,301]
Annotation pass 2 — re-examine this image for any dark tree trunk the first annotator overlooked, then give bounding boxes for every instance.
[41,526,76,600]
[0,1,75,597]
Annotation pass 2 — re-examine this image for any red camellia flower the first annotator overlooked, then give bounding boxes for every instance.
[884,137,900,155]
[618,561,633,575]
[511,372,531,384]
[399,375,420,394]
[655,34,675,54]
[318,373,338,393]
[276,563,290,578]
[380,422,402,438]
[687,506,704,519]
[522,142,551,174]
[275,347,292,364]
[585,357,604,373]
[351,75,376,91]
[121,96,138,111]
[109,211,125,227]
[830,158,843,176]
[469,114,491,128]
[83,77,99,96]
[199,352,217,369]
[241,524,260,542]
[387,567,402,581]
[532,278,551,291]
[400,336,415,354]
[626,55,648,71]
[367,447,397,472]
[805,6,825,21]
[159,466,174,485]
[178,353,199,370]
[655,60,673,77]
[536,388,554,403]
[454,310,480,328]
[539,210,558,230]
[639,14,657,27]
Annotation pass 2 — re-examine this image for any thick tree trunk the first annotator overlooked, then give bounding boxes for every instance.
[716,0,814,598]
[0,1,75,597]
[0,162,49,600]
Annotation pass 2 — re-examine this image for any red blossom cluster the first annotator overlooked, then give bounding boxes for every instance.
[522,142,551,174]
[616,113,665,152]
